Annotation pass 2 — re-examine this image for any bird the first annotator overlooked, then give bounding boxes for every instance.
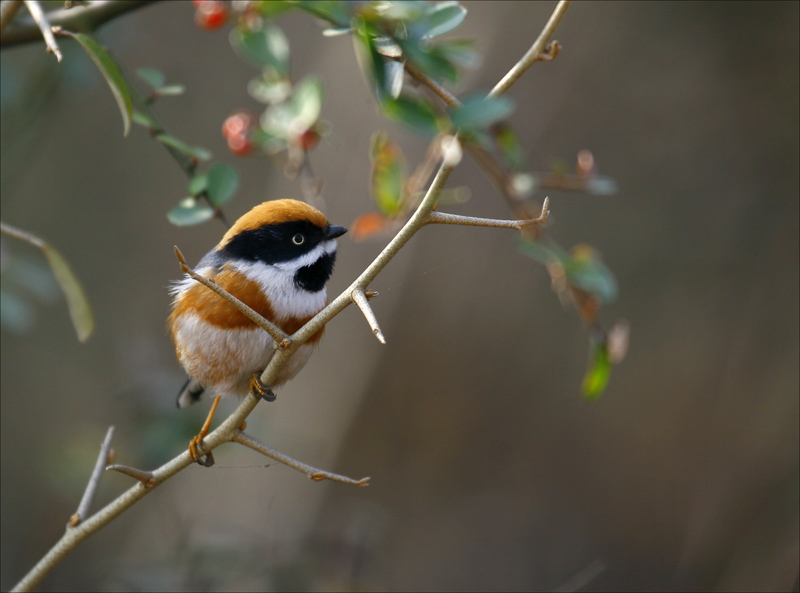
[168,199,347,465]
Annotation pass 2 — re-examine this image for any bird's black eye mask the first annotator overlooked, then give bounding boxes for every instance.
[219,220,330,265]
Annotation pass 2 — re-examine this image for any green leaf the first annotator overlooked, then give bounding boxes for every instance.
[261,75,325,138]
[491,122,524,169]
[563,245,618,304]
[295,0,350,27]
[582,341,612,400]
[398,37,458,83]
[517,239,618,304]
[156,133,212,161]
[230,23,290,75]
[1,225,94,341]
[205,163,239,206]
[385,59,404,99]
[353,19,390,100]
[370,132,407,216]
[156,85,185,96]
[418,1,467,39]
[434,38,480,69]
[188,173,208,197]
[291,75,325,128]
[131,109,157,128]
[380,96,440,135]
[248,71,292,103]
[69,32,132,136]
[41,243,95,342]
[254,0,295,18]
[516,237,564,266]
[168,199,215,226]
[586,175,619,196]
[451,94,514,130]
[136,67,165,90]
[355,1,426,22]
[322,27,353,37]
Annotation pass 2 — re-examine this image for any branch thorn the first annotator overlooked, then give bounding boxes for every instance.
[352,289,386,344]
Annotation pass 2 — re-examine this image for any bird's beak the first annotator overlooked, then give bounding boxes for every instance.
[325,225,348,240]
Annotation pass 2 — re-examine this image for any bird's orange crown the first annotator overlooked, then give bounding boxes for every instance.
[217,199,329,249]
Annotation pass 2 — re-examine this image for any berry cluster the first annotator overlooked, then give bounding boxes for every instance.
[221,111,256,156]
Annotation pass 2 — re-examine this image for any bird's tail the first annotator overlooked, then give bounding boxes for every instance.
[176,378,205,408]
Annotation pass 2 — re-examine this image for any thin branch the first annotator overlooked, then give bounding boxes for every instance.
[489,0,571,97]
[0,220,45,247]
[232,431,370,487]
[0,0,23,32]
[1,0,153,47]
[69,426,115,527]
[351,289,386,344]
[426,197,549,229]
[404,60,460,108]
[105,464,155,487]
[173,246,288,345]
[22,1,61,60]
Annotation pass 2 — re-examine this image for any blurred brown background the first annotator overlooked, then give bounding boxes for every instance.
[1,1,798,591]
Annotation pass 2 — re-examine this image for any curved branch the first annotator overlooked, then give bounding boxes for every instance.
[489,0,571,97]
[0,0,155,47]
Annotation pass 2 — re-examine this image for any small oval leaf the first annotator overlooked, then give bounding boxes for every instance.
[131,110,157,128]
[370,132,407,216]
[451,94,515,130]
[206,163,239,206]
[136,67,165,90]
[582,342,612,400]
[230,23,290,75]
[380,96,440,135]
[168,200,216,226]
[156,85,186,96]
[420,2,467,39]
[187,173,208,197]
[156,134,212,161]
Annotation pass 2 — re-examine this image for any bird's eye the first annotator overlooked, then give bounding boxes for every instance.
[292,234,305,245]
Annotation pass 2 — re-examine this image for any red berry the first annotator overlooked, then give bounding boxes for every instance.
[194,1,228,31]
[222,111,254,139]
[297,128,320,152]
[227,133,253,156]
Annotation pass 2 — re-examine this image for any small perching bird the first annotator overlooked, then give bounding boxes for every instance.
[168,199,347,464]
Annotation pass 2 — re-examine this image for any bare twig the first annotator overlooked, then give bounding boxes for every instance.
[22,1,61,60]
[0,220,46,247]
[0,0,23,32]
[232,431,370,487]
[490,0,571,97]
[352,288,386,344]
[426,197,549,229]
[173,246,288,345]
[69,426,115,527]
[105,464,156,487]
